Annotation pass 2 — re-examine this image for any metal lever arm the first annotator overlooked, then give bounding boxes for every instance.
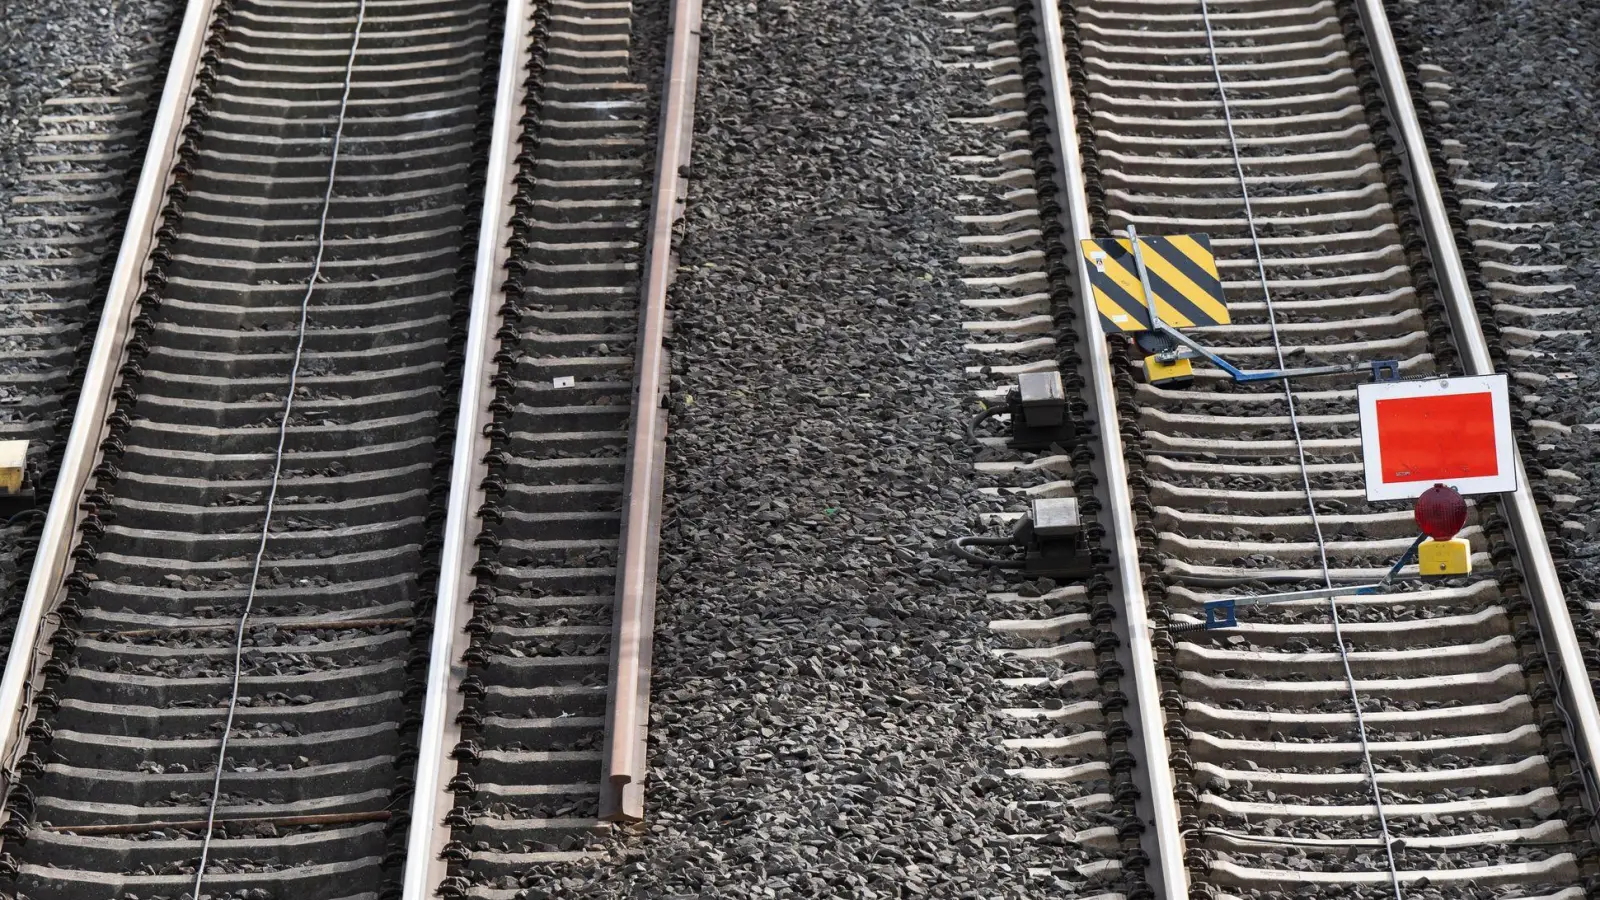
[1125,224,1366,385]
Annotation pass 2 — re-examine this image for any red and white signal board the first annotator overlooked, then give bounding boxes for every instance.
[1357,374,1517,502]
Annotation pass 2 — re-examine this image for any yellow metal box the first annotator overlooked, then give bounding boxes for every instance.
[1418,537,1471,577]
[0,441,26,495]
[1144,354,1193,386]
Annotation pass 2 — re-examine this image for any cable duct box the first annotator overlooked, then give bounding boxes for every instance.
[1023,497,1089,577]
[1030,497,1080,537]
[0,440,33,517]
[1008,372,1077,450]
[1018,372,1064,426]
[0,441,25,495]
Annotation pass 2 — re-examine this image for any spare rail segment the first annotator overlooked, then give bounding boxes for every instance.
[0,0,215,816]
[601,0,703,824]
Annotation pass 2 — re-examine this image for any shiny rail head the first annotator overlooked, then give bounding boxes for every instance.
[1355,0,1600,818]
[1029,0,1192,895]
[399,0,536,896]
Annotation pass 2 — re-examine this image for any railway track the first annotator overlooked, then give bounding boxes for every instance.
[0,0,1589,895]
[0,0,694,896]
[400,0,694,894]
[952,0,1600,895]
[0,0,507,893]
[0,43,175,625]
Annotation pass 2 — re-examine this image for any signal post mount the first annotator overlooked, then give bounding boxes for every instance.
[1201,373,1517,627]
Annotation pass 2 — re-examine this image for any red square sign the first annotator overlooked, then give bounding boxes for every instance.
[1373,392,1498,483]
[1358,374,1516,502]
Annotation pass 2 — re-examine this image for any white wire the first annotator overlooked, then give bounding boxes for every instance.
[190,2,368,895]
[1194,2,1404,896]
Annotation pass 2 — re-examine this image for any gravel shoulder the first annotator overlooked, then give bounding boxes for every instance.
[0,0,170,183]
[514,0,1073,896]
[0,5,175,604]
[1402,0,1600,595]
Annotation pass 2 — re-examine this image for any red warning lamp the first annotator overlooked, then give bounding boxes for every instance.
[1414,483,1468,540]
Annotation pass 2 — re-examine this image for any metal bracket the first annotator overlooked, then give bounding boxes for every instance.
[1202,598,1237,630]
[1369,359,1402,382]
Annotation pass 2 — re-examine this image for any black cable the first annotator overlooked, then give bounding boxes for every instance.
[965,405,1001,442]
[4,510,43,529]
[949,534,1025,569]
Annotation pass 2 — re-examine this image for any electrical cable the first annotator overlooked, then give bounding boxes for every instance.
[965,405,1001,442]
[190,2,368,894]
[949,533,1026,569]
[1196,2,1404,895]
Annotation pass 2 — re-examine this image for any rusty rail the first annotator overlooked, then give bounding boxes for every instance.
[598,0,704,823]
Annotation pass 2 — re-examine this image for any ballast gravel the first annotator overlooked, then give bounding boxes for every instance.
[0,1,176,601]
[1404,0,1600,604]
[512,0,1085,896]
[0,1,170,197]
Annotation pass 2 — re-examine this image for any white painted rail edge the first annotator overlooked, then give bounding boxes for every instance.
[1033,0,1189,895]
[1354,0,1600,807]
[400,0,531,895]
[0,0,218,826]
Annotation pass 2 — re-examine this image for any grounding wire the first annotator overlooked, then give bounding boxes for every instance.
[1195,1,1404,896]
[190,1,369,894]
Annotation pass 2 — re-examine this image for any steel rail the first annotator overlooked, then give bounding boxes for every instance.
[399,0,531,894]
[1032,0,1188,895]
[599,0,703,823]
[1354,0,1600,808]
[0,0,216,826]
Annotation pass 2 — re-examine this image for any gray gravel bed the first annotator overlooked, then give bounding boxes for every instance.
[506,0,1113,895]
[1402,0,1600,602]
[0,0,170,201]
[0,0,176,610]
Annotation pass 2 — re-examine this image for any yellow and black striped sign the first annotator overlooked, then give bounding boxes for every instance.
[1079,234,1229,334]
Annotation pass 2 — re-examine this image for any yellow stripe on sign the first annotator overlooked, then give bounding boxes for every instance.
[1100,250,1197,329]
[1138,241,1230,326]
[1162,234,1229,324]
[1165,234,1221,280]
[1082,240,1146,331]
[1093,285,1141,331]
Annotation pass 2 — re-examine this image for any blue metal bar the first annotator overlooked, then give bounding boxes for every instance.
[1382,533,1427,584]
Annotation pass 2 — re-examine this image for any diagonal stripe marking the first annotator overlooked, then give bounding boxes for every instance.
[1093,284,1145,331]
[1101,245,1199,329]
[1158,234,1230,324]
[1083,240,1152,332]
[1140,237,1230,326]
